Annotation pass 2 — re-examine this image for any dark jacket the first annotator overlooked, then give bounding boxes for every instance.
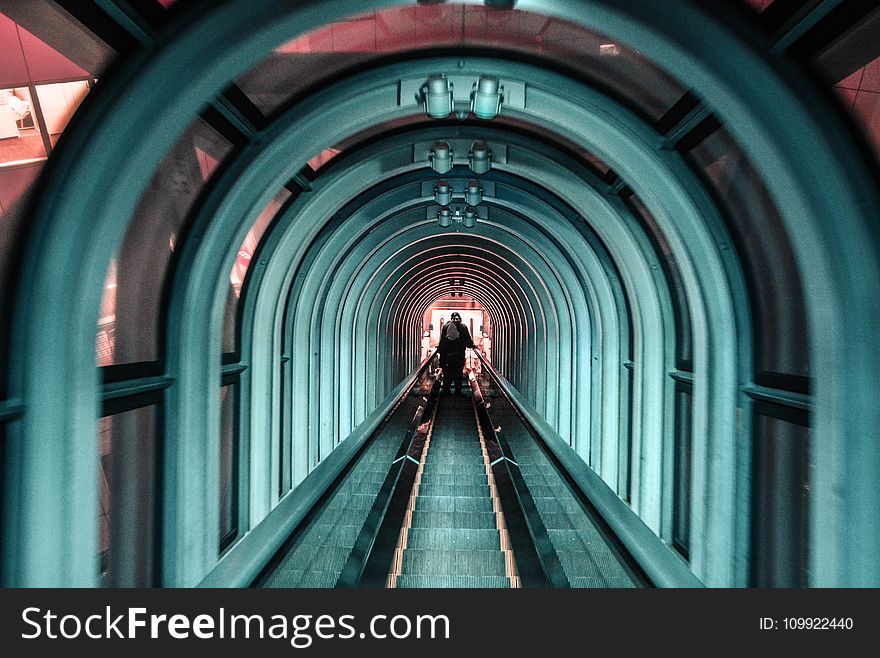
[437,320,474,362]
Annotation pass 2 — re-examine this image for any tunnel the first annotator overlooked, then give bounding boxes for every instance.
[0,0,879,589]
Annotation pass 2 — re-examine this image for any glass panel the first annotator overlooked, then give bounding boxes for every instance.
[0,7,114,82]
[99,118,233,366]
[619,365,634,503]
[683,126,809,385]
[35,80,90,145]
[220,382,240,550]
[832,56,880,164]
[0,14,29,87]
[817,11,880,163]
[307,147,341,171]
[0,87,47,166]
[626,193,693,368]
[0,423,5,569]
[279,356,291,499]
[672,385,692,559]
[236,5,685,121]
[223,188,291,354]
[752,409,810,587]
[496,114,613,177]
[0,162,43,397]
[0,9,109,388]
[98,404,158,587]
[742,0,775,11]
[96,258,117,367]
[18,26,90,82]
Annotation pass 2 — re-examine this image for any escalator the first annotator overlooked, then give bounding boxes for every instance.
[388,392,515,588]
[255,355,647,588]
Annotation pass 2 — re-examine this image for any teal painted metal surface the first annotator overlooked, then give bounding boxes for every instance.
[6,0,878,589]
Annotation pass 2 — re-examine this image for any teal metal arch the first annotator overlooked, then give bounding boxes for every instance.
[217,55,735,584]
[256,141,632,482]
[255,125,677,528]
[338,233,550,434]
[8,0,871,589]
[360,235,561,411]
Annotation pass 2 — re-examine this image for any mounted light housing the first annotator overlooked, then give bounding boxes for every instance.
[471,76,502,119]
[465,180,483,206]
[434,180,452,206]
[463,207,477,228]
[437,207,452,227]
[469,141,491,174]
[424,74,453,118]
[430,141,453,174]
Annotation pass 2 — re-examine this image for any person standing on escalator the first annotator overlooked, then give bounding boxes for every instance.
[436,312,474,394]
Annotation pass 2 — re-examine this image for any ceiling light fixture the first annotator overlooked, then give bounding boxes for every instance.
[430,141,453,174]
[423,74,453,118]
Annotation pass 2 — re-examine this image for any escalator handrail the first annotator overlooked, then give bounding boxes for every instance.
[336,373,442,587]
[473,352,697,588]
[468,363,570,588]
[246,355,437,587]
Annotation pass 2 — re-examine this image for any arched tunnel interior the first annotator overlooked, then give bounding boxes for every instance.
[1,0,879,589]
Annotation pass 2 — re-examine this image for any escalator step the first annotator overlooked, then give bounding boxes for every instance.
[424,451,483,464]
[410,510,497,530]
[423,463,486,477]
[419,473,490,487]
[414,495,494,513]
[395,575,509,588]
[417,484,489,498]
[400,549,507,577]
[406,527,501,550]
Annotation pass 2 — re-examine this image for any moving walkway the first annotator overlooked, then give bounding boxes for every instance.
[255,355,646,588]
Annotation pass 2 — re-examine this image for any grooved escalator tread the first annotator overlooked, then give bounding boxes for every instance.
[395,575,510,589]
[393,393,511,588]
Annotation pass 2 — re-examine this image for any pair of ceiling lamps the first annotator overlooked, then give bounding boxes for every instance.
[430,140,491,175]
[434,180,483,206]
[423,74,503,120]
[437,206,477,229]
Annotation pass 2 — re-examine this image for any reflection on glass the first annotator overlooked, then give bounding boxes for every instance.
[0,87,46,166]
[832,57,880,163]
[98,118,233,366]
[495,114,614,177]
[752,410,809,587]
[0,163,42,397]
[98,404,158,587]
[684,126,809,384]
[626,193,692,368]
[35,80,90,145]
[741,0,775,11]
[308,147,341,171]
[236,5,685,121]
[223,188,292,354]
[97,259,117,367]
[220,383,239,551]
[672,385,692,559]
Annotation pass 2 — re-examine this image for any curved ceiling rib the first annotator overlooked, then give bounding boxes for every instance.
[5,1,878,590]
